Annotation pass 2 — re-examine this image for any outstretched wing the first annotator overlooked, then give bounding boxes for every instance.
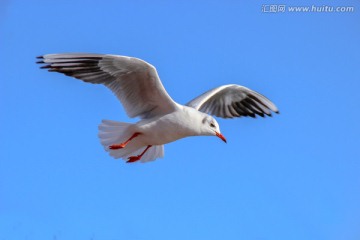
[186,84,279,118]
[37,53,178,119]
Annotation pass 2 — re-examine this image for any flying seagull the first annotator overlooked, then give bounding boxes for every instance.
[37,53,279,163]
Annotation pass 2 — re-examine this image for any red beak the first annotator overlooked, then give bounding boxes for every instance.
[215,131,227,143]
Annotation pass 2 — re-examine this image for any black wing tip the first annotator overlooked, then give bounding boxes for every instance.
[264,109,281,117]
[40,65,52,69]
[36,55,46,69]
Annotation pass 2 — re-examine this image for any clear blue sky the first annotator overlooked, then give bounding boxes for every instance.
[1,0,360,239]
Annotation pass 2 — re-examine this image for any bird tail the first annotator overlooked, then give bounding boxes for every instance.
[98,119,164,163]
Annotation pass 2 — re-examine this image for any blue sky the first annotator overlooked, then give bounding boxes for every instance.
[1,0,360,239]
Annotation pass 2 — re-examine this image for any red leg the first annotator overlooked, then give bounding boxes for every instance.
[127,145,152,163]
[109,132,141,150]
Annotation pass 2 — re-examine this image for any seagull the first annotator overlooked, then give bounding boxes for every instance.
[37,53,279,163]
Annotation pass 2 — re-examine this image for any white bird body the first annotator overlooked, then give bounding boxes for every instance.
[37,53,279,163]
[134,105,209,145]
[99,105,216,161]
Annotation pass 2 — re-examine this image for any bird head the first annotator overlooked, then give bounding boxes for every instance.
[201,116,227,143]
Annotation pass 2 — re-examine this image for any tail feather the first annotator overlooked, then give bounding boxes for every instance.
[143,145,164,163]
[121,145,164,163]
[109,143,140,159]
[98,120,132,147]
[98,119,164,163]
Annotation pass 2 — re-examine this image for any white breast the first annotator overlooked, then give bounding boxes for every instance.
[134,106,203,145]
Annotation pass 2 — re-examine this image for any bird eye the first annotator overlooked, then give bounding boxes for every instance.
[210,123,215,128]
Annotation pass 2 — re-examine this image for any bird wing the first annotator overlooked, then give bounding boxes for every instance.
[186,84,279,118]
[37,53,178,119]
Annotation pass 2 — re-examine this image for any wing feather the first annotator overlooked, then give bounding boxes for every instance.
[37,53,178,119]
[186,84,279,118]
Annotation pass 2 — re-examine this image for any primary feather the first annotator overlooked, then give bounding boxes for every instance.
[37,53,178,119]
[186,84,279,118]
